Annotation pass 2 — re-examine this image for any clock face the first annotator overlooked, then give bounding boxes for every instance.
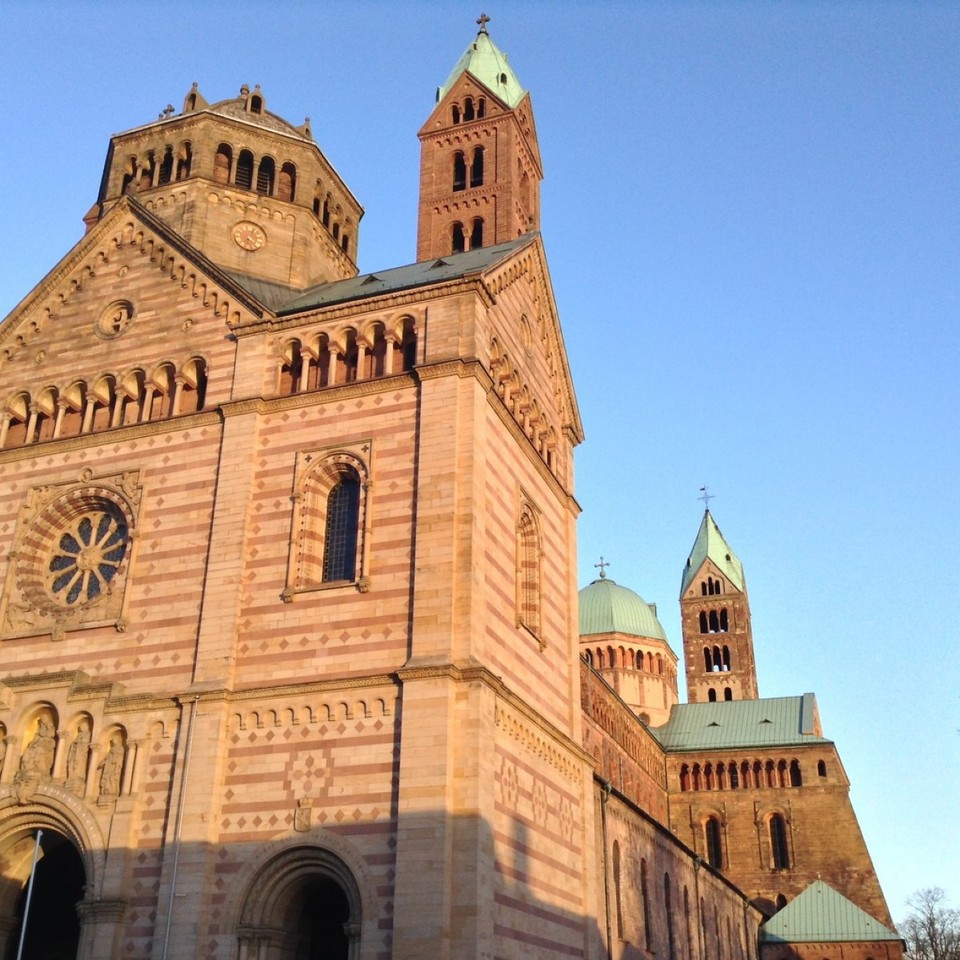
[232,221,266,251]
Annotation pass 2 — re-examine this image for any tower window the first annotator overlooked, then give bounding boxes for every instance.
[250,94,263,114]
[452,222,465,254]
[708,688,717,702]
[699,611,708,633]
[453,152,466,191]
[176,142,192,180]
[790,760,802,786]
[705,817,723,868]
[477,97,486,118]
[452,104,461,124]
[723,687,732,700]
[470,217,483,249]
[769,814,790,869]
[464,97,475,121]
[470,146,484,187]
[257,156,276,195]
[817,760,827,778]
[158,146,174,186]
[235,150,254,190]
[278,161,297,202]
[322,472,361,582]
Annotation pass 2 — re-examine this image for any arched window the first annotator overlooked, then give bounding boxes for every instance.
[400,317,418,371]
[741,761,751,788]
[766,760,776,787]
[640,858,652,951]
[722,645,731,670]
[477,98,486,118]
[817,760,827,778]
[176,142,192,180]
[60,382,86,437]
[180,358,208,413]
[452,222,465,254]
[720,608,729,631]
[470,217,483,249]
[249,93,263,114]
[148,364,175,419]
[778,759,789,787]
[704,763,714,790]
[257,156,276,195]
[158,146,174,186]
[700,611,708,634]
[463,97,475,121]
[584,649,593,666]
[35,388,58,442]
[517,505,541,638]
[728,763,739,789]
[278,161,297,202]
[769,814,790,869]
[235,150,254,190]
[322,471,361,582]
[723,687,733,701]
[790,760,802,787]
[705,817,723,868]
[279,341,303,395]
[701,581,708,596]
[322,195,331,227]
[452,104,461,124]
[214,143,232,184]
[709,610,719,632]
[679,764,690,792]
[712,645,722,670]
[138,151,155,191]
[691,764,702,791]
[453,152,466,191]
[613,840,623,939]
[665,874,677,960]
[470,146,484,187]
[90,376,116,432]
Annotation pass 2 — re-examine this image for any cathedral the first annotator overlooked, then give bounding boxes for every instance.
[0,21,902,960]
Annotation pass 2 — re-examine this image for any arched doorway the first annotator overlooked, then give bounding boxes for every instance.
[3,830,85,960]
[287,876,350,960]
[236,845,362,960]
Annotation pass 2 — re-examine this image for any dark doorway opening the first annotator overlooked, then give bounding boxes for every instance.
[6,831,84,960]
[290,876,350,960]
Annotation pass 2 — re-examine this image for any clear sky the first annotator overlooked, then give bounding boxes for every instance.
[1,0,957,924]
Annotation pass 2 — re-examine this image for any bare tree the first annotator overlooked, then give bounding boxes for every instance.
[900,889,960,960]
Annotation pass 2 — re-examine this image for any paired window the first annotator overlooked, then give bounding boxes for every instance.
[769,813,791,869]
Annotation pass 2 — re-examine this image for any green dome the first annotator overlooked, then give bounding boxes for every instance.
[579,578,667,641]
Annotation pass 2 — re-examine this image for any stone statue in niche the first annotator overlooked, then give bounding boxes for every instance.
[17,718,55,780]
[66,719,92,794]
[98,735,124,798]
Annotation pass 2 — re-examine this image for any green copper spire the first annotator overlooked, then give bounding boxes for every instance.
[680,510,745,596]
[436,18,526,108]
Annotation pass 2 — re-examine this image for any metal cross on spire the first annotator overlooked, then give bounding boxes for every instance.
[595,557,610,579]
[698,486,714,511]
[476,12,491,33]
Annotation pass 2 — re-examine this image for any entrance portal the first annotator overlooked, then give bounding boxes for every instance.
[4,831,84,960]
[289,877,350,960]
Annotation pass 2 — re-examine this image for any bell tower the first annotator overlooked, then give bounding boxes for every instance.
[679,510,760,703]
[416,16,542,261]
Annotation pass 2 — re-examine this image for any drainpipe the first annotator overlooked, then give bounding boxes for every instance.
[161,695,199,960]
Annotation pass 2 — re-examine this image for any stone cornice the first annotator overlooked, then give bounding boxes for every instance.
[235,276,495,336]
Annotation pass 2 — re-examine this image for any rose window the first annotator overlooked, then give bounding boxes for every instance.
[47,508,129,606]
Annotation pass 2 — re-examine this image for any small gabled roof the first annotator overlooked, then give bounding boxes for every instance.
[650,694,827,750]
[437,28,526,108]
[277,235,536,315]
[760,881,901,944]
[680,510,745,596]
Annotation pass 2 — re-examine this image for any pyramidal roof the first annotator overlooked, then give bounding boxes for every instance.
[680,510,745,596]
[437,27,526,108]
[760,881,901,944]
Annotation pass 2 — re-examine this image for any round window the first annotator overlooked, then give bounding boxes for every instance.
[46,506,129,606]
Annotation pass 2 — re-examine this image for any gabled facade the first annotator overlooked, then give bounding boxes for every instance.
[0,20,896,960]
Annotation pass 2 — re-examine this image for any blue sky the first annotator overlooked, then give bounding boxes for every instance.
[1,0,957,922]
